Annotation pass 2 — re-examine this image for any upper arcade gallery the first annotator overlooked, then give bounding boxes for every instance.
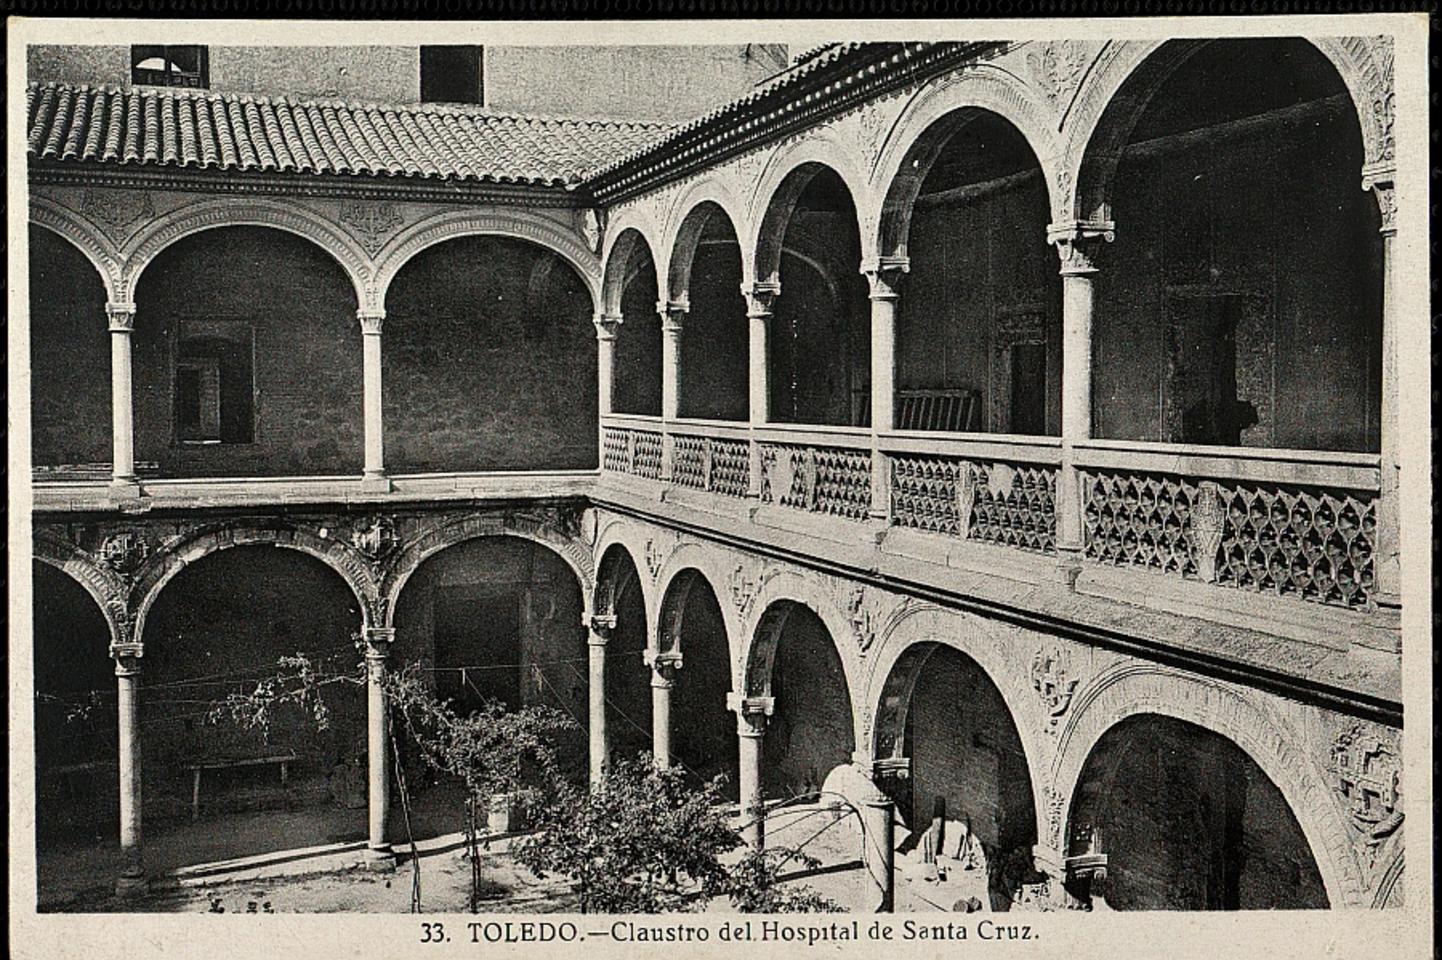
[23,36,1406,913]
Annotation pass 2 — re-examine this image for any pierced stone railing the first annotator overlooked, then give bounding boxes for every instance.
[757,426,872,521]
[600,415,664,481]
[1075,441,1381,610]
[670,422,751,498]
[883,433,1060,554]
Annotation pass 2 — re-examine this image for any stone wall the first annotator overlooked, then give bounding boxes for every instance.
[131,226,365,478]
[29,227,112,468]
[383,235,598,474]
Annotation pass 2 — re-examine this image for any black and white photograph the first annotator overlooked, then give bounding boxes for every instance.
[5,14,1432,960]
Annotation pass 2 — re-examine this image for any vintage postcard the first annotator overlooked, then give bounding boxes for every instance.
[6,13,1432,960]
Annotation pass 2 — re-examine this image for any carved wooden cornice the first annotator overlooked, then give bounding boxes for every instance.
[28,161,586,208]
[586,41,1010,206]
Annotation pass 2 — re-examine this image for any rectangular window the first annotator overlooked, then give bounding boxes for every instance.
[174,320,254,444]
[131,45,209,89]
[420,46,483,105]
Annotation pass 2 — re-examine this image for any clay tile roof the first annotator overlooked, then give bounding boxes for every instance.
[27,81,676,189]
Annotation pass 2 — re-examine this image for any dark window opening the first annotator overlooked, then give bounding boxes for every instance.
[1165,295,1256,446]
[420,46,483,105]
[1009,342,1049,436]
[174,320,254,444]
[131,45,209,89]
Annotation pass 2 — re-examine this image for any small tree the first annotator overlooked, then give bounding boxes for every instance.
[516,757,740,913]
[722,848,843,913]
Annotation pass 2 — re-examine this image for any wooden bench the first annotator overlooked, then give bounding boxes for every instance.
[852,388,982,432]
[185,753,297,822]
[41,759,117,799]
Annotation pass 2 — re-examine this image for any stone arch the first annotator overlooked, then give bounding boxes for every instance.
[872,65,1063,258]
[381,513,594,630]
[1051,661,1365,908]
[374,208,601,314]
[131,523,380,648]
[1062,37,1390,225]
[739,571,861,720]
[28,197,124,303]
[32,534,129,649]
[662,178,749,299]
[122,198,373,309]
[599,225,663,317]
[593,520,659,632]
[594,542,644,621]
[1371,844,1404,909]
[863,604,1047,776]
[748,134,874,287]
[652,555,743,658]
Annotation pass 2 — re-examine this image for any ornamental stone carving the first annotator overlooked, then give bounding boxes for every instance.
[97,531,151,581]
[81,189,155,242]
[1031,646,1078,730]
[842,585,876,654]
[349,514,400,562]
[1027,40,1090,108]
[1328,723,1403,868]
[1189,482,1226,583]
[728,561,761,619]
[339,200,405,255]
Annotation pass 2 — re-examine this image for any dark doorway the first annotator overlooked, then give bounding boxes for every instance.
[433,588,521,712]
[1009,342,1048,436]
[1165,294,1256,446]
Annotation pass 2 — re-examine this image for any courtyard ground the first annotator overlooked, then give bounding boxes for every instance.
[37,789,996,914]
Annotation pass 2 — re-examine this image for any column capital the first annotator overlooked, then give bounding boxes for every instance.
[106,301,137,332]
[364,627,396,655]
[357,309,386,335]
[588,612,617,639]
[743,281,781,318]
[860,256,910,301]
[658,300,688,333]
[646,649,683,687]
[727,692,775,734]
[1361,165,1397,236]
[593,312,623,341]
[1047,220,1115,276]
[111,643,144,674]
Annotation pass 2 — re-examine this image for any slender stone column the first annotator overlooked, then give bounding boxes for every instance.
[744,283,779,496]
[106,302,138,491]
[587,613,615,788]
[1048,222,1113,587]
[594,314,622,417]
[659,302,687,481]
[113,642,146,895]
[1366,175,1400,609]
[645,649,682,768]
[728,694,774,849]
[858,765,896,912]
[358,310,388,490]
[364,627,395,860]
[863,260,908,520]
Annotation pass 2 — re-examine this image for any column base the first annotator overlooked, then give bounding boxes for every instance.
[361,845,397,871]
[361,472,392,494]
[114,871,149,898]
[1052,549,1083,589]
[108,477,142,499]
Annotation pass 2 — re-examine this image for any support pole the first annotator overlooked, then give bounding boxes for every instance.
[113,643,146,895]
[1364,172,1400,611]
[645,649,681,769]
[858,768,896,912]
[744,283,779,497]
[364,627,395,862]
[728,694,773,849]
[659,301,687,481]
[359,310,389,491]
[1048,221,1113,587]
[587,614,614,788]
[106,302,138,492]
[863,259,908,521]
